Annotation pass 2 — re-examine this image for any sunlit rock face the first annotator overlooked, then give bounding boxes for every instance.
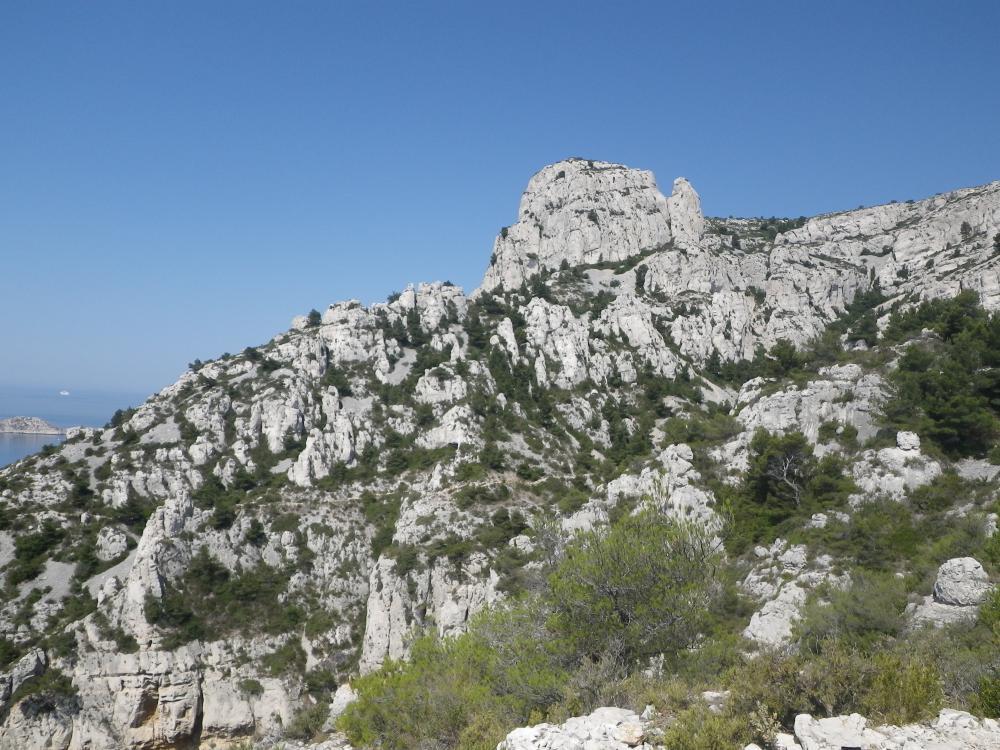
[479,158,691,292]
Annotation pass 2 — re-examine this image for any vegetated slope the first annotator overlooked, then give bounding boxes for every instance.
[0,158,998,749]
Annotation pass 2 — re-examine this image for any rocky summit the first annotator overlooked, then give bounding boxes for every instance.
[0,158,999,749]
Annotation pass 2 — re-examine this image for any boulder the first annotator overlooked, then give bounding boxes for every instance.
[793,713,874,749]
[96,525,128,561]
[933,557,992,607]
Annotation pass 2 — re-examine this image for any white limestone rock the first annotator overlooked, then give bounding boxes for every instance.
[497,706,652,750]
[605,444,719,529]
[359,554,501,674]
[850,433,942,503]
[743,581,809,647]
[95,525,129,562]
[787,709,1000,749]
[666,177,704,248]
[718,364,884,473]
[907,557,994,628]
[934,557,993,606]
[479,159,675,293]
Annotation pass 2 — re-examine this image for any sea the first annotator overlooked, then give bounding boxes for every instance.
[0,384,151,468]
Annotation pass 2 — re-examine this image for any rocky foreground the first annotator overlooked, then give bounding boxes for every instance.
[497,706,1000,750]
[0,158,997,748]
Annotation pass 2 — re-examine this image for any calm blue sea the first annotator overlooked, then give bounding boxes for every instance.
[0,384,150,468]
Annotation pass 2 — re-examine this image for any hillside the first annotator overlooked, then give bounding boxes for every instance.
[0,158,999,749]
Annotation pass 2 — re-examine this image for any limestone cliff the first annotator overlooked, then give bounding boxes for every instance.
[0,158,997,748]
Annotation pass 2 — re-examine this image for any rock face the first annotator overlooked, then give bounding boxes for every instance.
[719,363,885,473]
[741,539,848,647]
[479,158,684,293]
[0,159,999,748]
[500,707,1000,750]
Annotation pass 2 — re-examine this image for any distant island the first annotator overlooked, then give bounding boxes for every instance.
[0,416,66,435]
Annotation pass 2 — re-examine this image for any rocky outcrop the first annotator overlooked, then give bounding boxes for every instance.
[501,708,1000,750]
[774,709,1000,750]
[359,554,501,673]
[907,556,995,628]
[497,706,654,750]
[741,539,849,647]
[850,431,942,503]
[718,364,885,473]
[479,159,678,293]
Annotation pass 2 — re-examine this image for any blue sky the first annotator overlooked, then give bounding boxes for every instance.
[2,1,998,395]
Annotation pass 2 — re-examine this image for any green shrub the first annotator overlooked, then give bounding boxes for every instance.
[263,640,307,676]
[796,573,907,652]
[7,519,65,586]
[723,431,854,553]
[547,508,720,665]
[286,700,329,740]
[862,652,943,724]
[144,548,299,646]
[977,675,1000,718]
[882,292,1000,457]
[660,704,750,750]
[239,678,263,697]
[339,597,572,750]
[9,668,78,713]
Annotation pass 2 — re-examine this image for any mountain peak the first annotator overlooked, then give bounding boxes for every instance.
[478,159,702,293]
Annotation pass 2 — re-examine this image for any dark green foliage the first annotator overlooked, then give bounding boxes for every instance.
[262,639,307,675]
[722,431,855,553]
[307,309,322,327]
[341,510,726,749]
[839,285,888,346]
[479,441,505,471]
[454,482,510,509]
[360,491,402,557]
[796,572,908,651]
[93,611,139,652]
[304,668,339,698]
[106,407,137,429]
[286,701,330,740]
[321,364,353,394]
[633,264,647,293]
[113,488,156,532]
[239,678,264,696]
[0,638,20,669]
[144,548,299,647]
[9,668,79,714]
[58,467,95,509]
[882,292,1000,457]
[7,519,65,586]
[548,508,720,665]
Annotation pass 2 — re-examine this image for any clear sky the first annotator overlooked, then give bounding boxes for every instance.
[2,1,998,395]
